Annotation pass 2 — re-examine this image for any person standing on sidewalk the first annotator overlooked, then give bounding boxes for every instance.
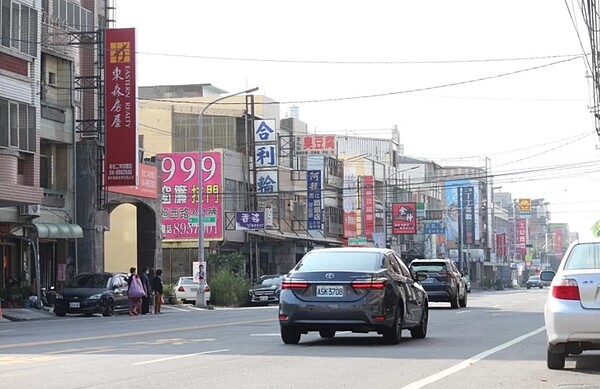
[152,269,163,314]
[140,267,152,315]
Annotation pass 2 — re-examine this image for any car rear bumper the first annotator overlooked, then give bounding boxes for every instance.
[279,294,392,332]
[545,298,600,345]
[422,286,454,302]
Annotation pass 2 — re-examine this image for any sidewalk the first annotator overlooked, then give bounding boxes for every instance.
[1,307,55,322]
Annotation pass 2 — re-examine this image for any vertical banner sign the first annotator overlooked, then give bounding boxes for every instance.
[362,175,375,239]
[460,186,475,245]
[158,152,223,241]
[306,170,322,230]
[516,218,528,259]
[555,228,563,259]
[496,233,507,258]
[343,164,358,239]
[105,28,138,186]
[392,202,417,234]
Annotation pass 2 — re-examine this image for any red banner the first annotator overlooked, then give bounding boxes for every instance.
[496,233,507,257]
[343,211,358,238]
[516,218,528,259]
[392,202,417,234]
[555,228,563,259]
[107,164,158,199]
[362,176,375,239]
[105,28,137,186]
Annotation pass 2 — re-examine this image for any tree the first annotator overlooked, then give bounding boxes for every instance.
[592,219,600,238]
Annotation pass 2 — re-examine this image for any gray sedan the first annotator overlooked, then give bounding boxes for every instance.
[278,247,429,344]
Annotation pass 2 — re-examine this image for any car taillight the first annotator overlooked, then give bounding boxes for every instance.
[177,286,185,292]
[551,279,580,300]
[351,279,386,290]
[438,271,453,279]
[281,280,309,290]
[204,285,210,292]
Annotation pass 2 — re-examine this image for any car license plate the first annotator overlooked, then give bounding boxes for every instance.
[316,285,344,297]
[69,302,80,308]
[422,278,433,284]
[190,287,198,292]
[260,296,268,301]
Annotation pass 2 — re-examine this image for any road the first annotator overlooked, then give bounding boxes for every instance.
[0,289,599,389]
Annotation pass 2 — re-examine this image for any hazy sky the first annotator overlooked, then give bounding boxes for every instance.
[116,0,600,240]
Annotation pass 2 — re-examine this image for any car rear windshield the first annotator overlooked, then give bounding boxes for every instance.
[410,262,447,273]
[294,251,383,272]
[68,274,111,288]
[180,278,197,285]
[564,243,600,270]
[261,277,283,286]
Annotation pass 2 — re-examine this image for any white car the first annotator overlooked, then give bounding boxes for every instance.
[174,277,211,304]
[541,239,600,370]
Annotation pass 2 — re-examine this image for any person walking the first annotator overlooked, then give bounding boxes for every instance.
[152,268,164,314]
[140,267,152,315]
[127,267,146,316]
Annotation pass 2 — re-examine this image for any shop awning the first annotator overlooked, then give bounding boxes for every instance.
[33,223,84,239]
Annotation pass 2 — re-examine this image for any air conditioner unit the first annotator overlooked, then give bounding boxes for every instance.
[19,204,41,216]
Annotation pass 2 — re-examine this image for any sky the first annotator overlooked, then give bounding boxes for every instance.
[115,0,600,240]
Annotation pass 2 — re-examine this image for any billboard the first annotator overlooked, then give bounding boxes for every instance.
[516,218,528,259]
[443,180,480,242]
[392,202,417,235]
[295,134,337,156]
[105,28,138,186]
[362,175,375,238]
[107,163,158,199]
[158,151,223,241]
[235,211,265,230]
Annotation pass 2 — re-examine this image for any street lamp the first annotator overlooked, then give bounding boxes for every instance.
[196,86,258,307]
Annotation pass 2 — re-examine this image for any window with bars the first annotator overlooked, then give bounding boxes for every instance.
[0,97,36,152]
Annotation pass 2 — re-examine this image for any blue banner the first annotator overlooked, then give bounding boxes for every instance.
[424,222,445,235]
[235,211,265,230]
[307,170,322,230]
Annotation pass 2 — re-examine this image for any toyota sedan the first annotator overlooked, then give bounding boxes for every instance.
[278,247,429,344]
[541,239,600,369]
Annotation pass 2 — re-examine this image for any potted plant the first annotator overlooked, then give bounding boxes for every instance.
[163,283,178,304]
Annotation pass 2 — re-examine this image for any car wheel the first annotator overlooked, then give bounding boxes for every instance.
[459,290,467,308]
[54,303,67,317]
[383,305,403,344]
[539,285,543,289]
[410,303,428,339]
[450,291,459,309]
[526,285,531,289]
[547,348,566,370]
[101,299,114,317]
[280,326,301,344]
[319,330,336,339]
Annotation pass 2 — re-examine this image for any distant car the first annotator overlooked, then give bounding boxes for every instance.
[54,272,130,317]
[278,247,429,345]
[526,275,543,289]
[175,277,211,304]
[247,275,285,305]
[409,259,467,309]
[541,239,600,370]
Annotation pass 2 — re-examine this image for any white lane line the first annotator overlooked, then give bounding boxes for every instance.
[165,306,188,312]
[250,333,280,337]
[401,326,546,389]
[0,330,15,333]
[132,349,230,365]
[455,310,472,314]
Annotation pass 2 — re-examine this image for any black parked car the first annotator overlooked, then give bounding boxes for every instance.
[54,272,130,317]
[278,247,429,345]
[247,275,285,305]
[409,259,468,309]
[526,275,543,289]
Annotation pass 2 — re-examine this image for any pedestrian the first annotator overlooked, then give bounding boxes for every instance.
[140,267,152,315]
[127,267,146,316]
[152,268,163,314]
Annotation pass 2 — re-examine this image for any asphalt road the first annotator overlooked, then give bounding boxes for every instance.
[1,289,599,389]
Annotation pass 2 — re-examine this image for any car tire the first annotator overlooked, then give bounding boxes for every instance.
[54,303,67,317]
[101,299,114,317]
[281,326,301,344]
[319,330,336,339]
[539,285,543,289]
[383,305,403,344]
[547,348,566,370]
[526,285,531,289]
[459,290,467,308]
[450,291,460,309]
[410,303,428,339]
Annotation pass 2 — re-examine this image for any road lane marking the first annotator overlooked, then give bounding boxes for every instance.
[455,311,472,314]
[250,333,280,337]
[132,348,229,365]
[165,306,188,312]
[401,326,546,389]
[0,318,273,350]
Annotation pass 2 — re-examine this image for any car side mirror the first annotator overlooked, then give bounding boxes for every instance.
[414,271,428,282]
[539,270,556,282]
